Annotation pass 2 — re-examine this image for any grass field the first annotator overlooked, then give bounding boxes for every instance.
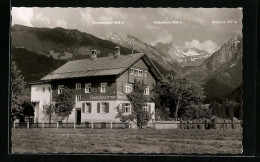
[11,128,242,154]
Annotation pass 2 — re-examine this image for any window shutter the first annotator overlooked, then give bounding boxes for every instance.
[122,103,125,112]
[89,103,92,113]
[130,104,133,113]
[106,103,109,113]
[122,83,126,93]
[148,104,151,113]
[97,103,100,113]
[82,103,85,113]
[90,84,92,93]
[106,83,109,93]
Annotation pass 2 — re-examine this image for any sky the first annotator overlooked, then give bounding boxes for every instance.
[12,8,242,53]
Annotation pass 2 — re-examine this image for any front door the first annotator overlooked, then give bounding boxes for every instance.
[76,109,81,124]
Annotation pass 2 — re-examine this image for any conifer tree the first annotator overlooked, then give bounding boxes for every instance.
[11,61,29,121]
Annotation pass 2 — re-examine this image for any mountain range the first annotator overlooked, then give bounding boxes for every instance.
[11,24,242,100]
[104,32,212,69]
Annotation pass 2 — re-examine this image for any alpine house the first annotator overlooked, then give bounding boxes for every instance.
[30,47,162,124]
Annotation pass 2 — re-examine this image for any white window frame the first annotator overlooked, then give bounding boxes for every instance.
[76,83,81,90]
[129,67,134,75]
[143,104,148,112]
[84,103,91,113]
[124,83,133,93]
[144,70,148,77]
[100,103,106,113]
[144,86,149,95]
[75,95,81,101]
[124,103,131,113]
[85,83,91,93]
[58,85,64,94]
[138,69,143,77]
[134,68,139,76]
[101,83,107,93]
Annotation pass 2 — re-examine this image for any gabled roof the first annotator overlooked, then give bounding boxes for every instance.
[41,53,162,81]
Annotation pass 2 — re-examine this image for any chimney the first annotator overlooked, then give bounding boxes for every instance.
[114,46,120,57]
[91,50,97,59]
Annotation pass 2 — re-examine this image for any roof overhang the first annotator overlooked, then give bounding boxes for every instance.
[29,80,50,85]
[142,54,163,80]
[119,53,162,80]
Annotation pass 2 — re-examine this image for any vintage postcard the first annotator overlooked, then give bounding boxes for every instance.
[10,8,243,154]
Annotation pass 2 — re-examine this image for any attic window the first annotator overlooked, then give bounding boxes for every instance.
[138,70,143,77]
[129,68,134,75]
[134,69,138,75]
[144,70,147,77]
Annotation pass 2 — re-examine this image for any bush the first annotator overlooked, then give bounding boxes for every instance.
[232,117,239,130]
[211,118,222,130]
[181,104,212,120]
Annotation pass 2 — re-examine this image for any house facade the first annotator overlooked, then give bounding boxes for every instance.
[30,47,162,124]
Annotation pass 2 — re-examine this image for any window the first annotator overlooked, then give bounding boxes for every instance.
[123,103,131,113]
[58,85,64,94]
[100,83,107,93]
[76,83,81,90]
[42,105,47,111]
[144,70,147,77]
[101,103,106,113]
[129,67,134,75]
[43,87,45,92]
[48,87,51,92]
[143,104,148,112]
[75,95,81,101]
[138,70,143,77]
[144,86,149,95]
[134,69,138,75]
[85,83,91,93]
[82,103,91,113]
[97,103,109,113]
[124,83,133,93]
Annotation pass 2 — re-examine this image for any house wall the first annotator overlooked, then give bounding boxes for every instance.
[31,84,51,122]
[65,101,155,123]
[116,59,156,97]
[51,76,118,101]
[32,58,157,123]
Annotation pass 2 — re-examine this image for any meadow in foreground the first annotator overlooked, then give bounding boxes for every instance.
[11,128,242,154]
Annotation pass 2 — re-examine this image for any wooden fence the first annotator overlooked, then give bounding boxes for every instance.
[12,121,242,130]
